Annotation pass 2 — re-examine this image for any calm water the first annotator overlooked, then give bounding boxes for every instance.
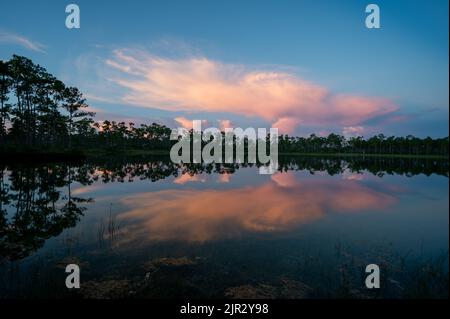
[0,156,448,298]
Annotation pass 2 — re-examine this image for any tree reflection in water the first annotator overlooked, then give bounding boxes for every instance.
[0,155,448,261]
[0,164,92,261]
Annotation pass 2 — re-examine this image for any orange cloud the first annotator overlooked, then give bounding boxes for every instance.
[174,116,209,129]
[174,116,194,129]
[173,173,206,184]
[105,49,398,132]
[217,173,231,183]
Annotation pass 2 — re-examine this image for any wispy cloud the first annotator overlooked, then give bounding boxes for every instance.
[101,48,398,134]
[0,30,46,53]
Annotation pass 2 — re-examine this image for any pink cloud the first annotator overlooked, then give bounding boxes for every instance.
[217,173,231,183]
[173,173,206,184]
[116,171,396,242]
[272,117,301,135]
[174,116,194,129]
[218,119,233,131]
[105,49,398,132]
[343,126,365,137]
[174,117,210,129]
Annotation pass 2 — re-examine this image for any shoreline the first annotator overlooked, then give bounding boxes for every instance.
[0,148,448,163]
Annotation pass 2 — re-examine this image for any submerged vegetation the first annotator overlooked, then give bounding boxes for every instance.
[1,238,448,299]
[0,55,448,159]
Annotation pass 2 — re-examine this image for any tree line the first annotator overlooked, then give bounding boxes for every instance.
[0,55,174,151]
[0,55,448,157]
[278,133,449,156]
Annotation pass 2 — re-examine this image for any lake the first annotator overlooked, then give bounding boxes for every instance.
[0,156,448,298]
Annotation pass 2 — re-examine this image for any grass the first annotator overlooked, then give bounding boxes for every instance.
[97,204,122,247]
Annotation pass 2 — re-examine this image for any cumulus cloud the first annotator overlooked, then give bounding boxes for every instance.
[272,117,301,135]
[217,119,233,131]
[102,48,397,133]
[343,126,365,137]
[174,116,209,129]
[174,116,194,129]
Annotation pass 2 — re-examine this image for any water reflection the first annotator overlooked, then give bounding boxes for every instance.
[0,156,448,261]
[0,165,92,261]
[118,171,396,242]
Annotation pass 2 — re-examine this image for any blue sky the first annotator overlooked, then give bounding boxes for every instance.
[0,0,448,137]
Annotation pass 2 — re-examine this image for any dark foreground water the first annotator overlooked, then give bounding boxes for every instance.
[0,156,448,298]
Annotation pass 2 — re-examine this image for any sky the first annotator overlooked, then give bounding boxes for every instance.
[0,0,448,137]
